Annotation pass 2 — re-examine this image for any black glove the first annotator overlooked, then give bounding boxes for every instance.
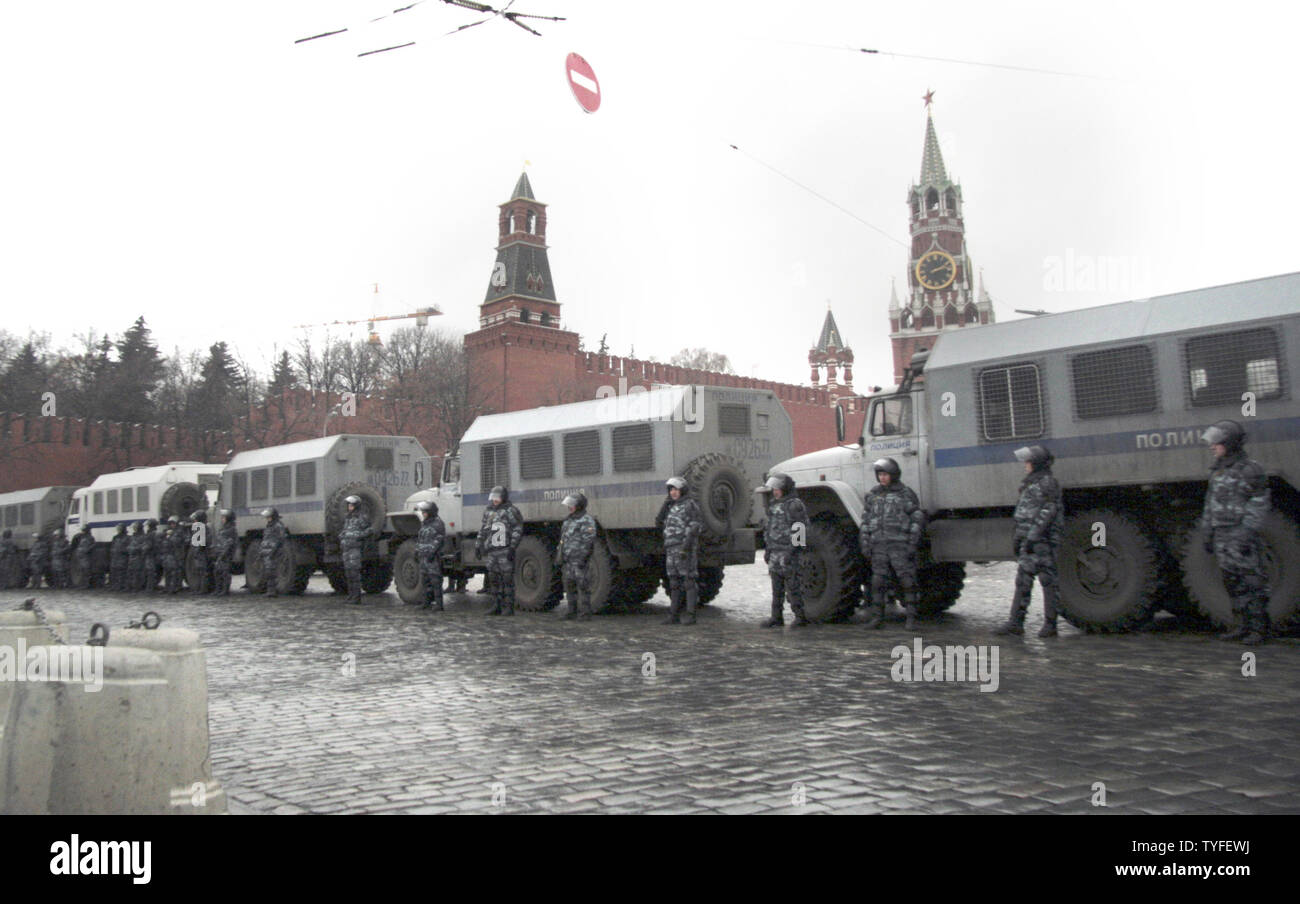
[763,549,770,564]
[1014,538,1025,557]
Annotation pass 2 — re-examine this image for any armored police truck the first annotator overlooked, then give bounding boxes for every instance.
[390,385,794,611]
[0,486,80,583]
[772,272,1300,631]
[221,434,430,595]
[64,462,224,587]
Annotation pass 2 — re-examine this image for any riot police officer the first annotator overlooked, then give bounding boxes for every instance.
[142,519,161,592]
[49,528,71,590]
[72,524,94,589]
[0,529,19,589]
[26,531,48,588]
[859,458,924,631]
[189,510,212,595]
[259,508,288,597]
[414,501,446,611]
[339,495,375,605]
[995,445,1064,637]
[759,473,810,627]
[162,516,184,593]
[477,486,522,616]
[1201,420,1273,644]
[657,476,703,626]
[109,523,130,591]
[211,509,238,597]
[127,521,147,591]
[557,492,597,620]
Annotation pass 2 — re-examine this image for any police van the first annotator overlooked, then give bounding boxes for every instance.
[391,385,794,611]
[773,271,1300,631]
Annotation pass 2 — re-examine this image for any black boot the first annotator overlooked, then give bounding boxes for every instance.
[577,589,592,621]
[1241,600,1269,645]
[761,601,784,628]
[560,589,577,619]
[662,580,681,624]
[680,581,699,625]
[791,604,811,627]
[903,592,919,632]
[993,581,1030,636]
[346,575,362,605]
[1038,582,1059,637]
[862,587,885,629]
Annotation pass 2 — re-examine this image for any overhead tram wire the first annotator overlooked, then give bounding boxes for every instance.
[727,144,909,249]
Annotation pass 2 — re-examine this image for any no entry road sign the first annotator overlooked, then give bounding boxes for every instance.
[565,52,600,113]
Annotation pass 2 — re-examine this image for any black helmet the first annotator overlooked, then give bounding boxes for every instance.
[345,495,361,506]
[562,492,588,512]
[489,486,508,504]
[116,523,126,534]
[262,507,279,520]
[221,509,235,524]
[167,516,178,525]
[32,531,40,539]
[415,500,439,517]
[192,510,207,523]
[665,476,687,495]
[1,529,9,539]
[1014,445,1054,470]
[131,522,142,533]
[872,458,902,478]
[80,523,91,533]
[146,518,158,529]
[1202,420,1245,451]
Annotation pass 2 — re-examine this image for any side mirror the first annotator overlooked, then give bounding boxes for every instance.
[835,404,845,444]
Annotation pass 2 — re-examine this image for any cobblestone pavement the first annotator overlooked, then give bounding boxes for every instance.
[8,561,1299,815]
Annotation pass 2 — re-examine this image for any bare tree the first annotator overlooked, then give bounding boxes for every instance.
[670,347,734,374]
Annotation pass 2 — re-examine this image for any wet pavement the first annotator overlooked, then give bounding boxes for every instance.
[7,561,1299,814]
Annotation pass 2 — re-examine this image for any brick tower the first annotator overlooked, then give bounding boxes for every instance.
[464,172,581,413]
[888,93,994,384]
[808,305,854,403]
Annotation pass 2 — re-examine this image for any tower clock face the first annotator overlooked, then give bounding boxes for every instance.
[916,250,957,290]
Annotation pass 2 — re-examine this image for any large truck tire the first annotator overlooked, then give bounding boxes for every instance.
[913,559,966,617]
[1057,508,1159,632]
[245,540,265,592]
[514,534,563,611]
[698,565,723,604]
[393,539,424,604]
[622,567,664,606]
[683,453,751,541]
[326,483,387,538]
[1182,510,1300,630]
[799,517,862,622]
[160,482,206,522]
[324,563,348,595]
[1153,518,1211,627]
[584,539,616,613]
[361,559,393,594]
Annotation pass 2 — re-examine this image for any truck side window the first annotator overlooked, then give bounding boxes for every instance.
[1185,327,1283,407]
[870,397,914,437]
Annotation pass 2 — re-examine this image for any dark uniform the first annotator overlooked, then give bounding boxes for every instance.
[339,500,375,605]
[414,502,446,610]
[162,519,185,593]
[49,530,71,590]
[0,530,21,589]
[996,445,1064,637]
[189,512,211,595]
[72,525,94,589]
[477,486,522,616]
[859,458,925,630]
[1201,421,1273,644]
[761,474,810,627]
[127,523,147,591]
[27,533,49,588]
[142,520,160,592]
[260,510,288,596]
[109,524,130,591]
[557,493,597,620]
[212,512,237,597]
[658,477,703,625]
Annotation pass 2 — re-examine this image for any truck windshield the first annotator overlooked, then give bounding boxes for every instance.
[870,397,914,437]
[443,458,461,484]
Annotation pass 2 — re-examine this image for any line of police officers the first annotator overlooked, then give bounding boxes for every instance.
[5,420,1273,643]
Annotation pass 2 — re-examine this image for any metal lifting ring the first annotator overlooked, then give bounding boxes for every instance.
[87,623,110,647]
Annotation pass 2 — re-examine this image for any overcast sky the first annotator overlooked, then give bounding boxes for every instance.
[2,1,1296,390]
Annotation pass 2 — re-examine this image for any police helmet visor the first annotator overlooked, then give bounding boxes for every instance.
[1202,425,1232,446]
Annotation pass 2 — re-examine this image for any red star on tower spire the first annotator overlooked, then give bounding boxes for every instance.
[923,89,935,108]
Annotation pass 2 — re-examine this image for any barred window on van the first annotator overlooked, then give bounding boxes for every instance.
[718,404,751,436]
[106,490,119,514]
[232,472,248,509]
[250,469,268,502]
[136,487,150,511]
[480,442,509,491]
[93,492,103,515]
[273,465,292,499]
[4,506,16,527]
[365,447,394,471]
[1071,345,1158,419]
[20,503,34,524]
[613,423,654,472]
[1185,327,1284,407]
[978,364,1044,441]
[295,462,316,497]
[519,437,555,480]
[564,430,602,477]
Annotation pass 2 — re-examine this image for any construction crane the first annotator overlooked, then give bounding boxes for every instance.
[295,285,443,345]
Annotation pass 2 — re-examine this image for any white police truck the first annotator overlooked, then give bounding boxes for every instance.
[389,385,795,611]
[773,272,1300,631]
